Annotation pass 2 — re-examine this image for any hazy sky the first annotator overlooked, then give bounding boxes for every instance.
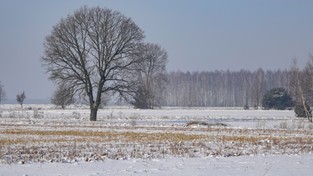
[1,0,313,101]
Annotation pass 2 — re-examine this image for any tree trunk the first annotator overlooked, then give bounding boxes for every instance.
[90,107,98,121]
[89,90,102,121]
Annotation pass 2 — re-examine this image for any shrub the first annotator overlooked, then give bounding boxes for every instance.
[262,88,293,110]
[294,104,312,118]
[16,92,26,108]
[131,85,154,109]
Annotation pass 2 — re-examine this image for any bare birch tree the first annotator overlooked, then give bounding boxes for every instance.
[42,6,144,121]
[303,55,313,105]
[290,59,312,122]
[251,69,265,109]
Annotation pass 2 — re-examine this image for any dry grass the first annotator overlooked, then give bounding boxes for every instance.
[2,127,313,146]
[0,129,206,145]
[1,124,313,164]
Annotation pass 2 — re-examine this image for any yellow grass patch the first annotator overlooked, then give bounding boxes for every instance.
[1,129,207,145]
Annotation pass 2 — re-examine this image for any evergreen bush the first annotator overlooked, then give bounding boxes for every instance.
[262,88,293,110]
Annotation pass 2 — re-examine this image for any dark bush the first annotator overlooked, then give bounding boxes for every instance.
[262,88,293,110]
[294,104,312,118]
[131,85,154,109]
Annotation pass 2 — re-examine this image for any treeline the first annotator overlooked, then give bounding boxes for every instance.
[161,69,292,107]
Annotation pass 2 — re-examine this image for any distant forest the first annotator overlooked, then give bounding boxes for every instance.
[160,69,292,107]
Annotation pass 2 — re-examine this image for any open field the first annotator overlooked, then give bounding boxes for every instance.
[0,105,313,175]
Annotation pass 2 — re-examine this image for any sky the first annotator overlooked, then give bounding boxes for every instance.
[1,0,313,102]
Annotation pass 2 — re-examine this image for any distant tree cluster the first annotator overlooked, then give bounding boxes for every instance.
[162,69,290,108]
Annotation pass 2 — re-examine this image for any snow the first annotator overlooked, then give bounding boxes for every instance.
[0,104,313,175]
[1,154,313,176]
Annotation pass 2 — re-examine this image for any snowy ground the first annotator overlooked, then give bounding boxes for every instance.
[0,105,313,175]
[1,154,313,176]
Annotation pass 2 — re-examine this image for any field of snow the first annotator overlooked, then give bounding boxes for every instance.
[0,104,313,175]
[1,154,313,176]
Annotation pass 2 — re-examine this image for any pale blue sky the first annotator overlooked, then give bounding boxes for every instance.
[1,0,313,101]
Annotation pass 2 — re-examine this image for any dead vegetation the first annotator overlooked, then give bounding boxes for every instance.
[0,129,206,145]
[1,122,313,164]
[1,109,313,164]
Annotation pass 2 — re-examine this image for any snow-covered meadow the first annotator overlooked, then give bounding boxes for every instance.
[0,104,313,175]
[2,154,313,176]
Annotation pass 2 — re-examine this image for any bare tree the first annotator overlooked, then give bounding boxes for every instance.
[42,6,144,121]
[16,91,26,108]
[51,83,75,109]
[132,43,168,109]
[0,81,6,104]
[290,59,312,122]
[303,55,313,105]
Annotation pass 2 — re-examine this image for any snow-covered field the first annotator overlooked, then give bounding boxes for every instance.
[0,104,313,175]
[1,154,313,176]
